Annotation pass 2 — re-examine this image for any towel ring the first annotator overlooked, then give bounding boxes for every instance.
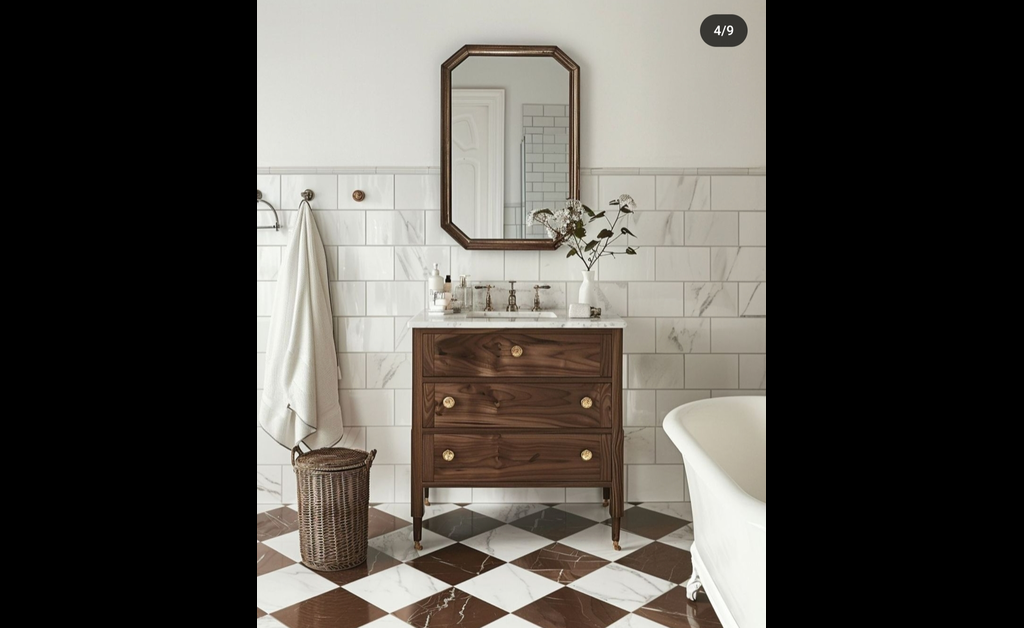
[257,190,280,231]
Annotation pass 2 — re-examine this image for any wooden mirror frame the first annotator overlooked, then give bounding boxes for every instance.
[441,45,580,250]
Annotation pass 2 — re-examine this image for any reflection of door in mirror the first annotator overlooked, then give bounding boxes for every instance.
[451,56,569,241]
[452,89,504,240]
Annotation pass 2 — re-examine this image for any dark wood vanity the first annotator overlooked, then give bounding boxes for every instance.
[411,326,625,551]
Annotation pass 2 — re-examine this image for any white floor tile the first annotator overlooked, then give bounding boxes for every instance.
[568,564,675,612]
[607,613,673,628]
[373,503,460,522]
[659,523,694,552]
[635,503,693,521]
[256,616,290,627]
[553,503,633,522]
[256,564,339,614]
[262,530,302,563]
[558,524,651,561]
[368,526,455,562]
[343,564,451,613]
[461,524,553,562]
[455,564,563,612]
[463,504,549,523]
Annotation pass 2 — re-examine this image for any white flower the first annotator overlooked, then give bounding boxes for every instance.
[618,194,636,210]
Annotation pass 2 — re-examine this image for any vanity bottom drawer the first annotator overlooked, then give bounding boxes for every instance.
[427,434,607,484]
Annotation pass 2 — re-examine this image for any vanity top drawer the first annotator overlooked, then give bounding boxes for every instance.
[425,382,612,430]
[424,330,611,378]
[427,434,607,484]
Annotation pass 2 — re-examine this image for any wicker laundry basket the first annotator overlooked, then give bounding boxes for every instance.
[291,446,377,571]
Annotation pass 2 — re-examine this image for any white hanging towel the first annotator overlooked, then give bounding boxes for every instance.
[259,202,343,450]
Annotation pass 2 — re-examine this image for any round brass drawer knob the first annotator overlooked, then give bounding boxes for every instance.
[442,449,455,462]
[581,449,593,461]
[352,190,366,202]
[511,345,524,358]
[442,396,456,409]
[581,397,593,409]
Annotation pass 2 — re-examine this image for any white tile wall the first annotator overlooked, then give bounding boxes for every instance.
[257,171,765,504]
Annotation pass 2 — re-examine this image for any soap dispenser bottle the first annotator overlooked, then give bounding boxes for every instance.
[428,264,444,311]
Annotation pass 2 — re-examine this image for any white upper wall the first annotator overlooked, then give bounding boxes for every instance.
[256,0,767,168]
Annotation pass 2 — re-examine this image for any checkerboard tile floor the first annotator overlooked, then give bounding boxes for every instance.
[257,502,721,628]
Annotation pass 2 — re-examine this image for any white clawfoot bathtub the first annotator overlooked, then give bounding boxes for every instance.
[664,397,766,628]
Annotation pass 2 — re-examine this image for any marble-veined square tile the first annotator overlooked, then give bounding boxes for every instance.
[405,543,506,586]
[464,504,550,524]
[462,524,554,562]
[455,564,563,612]
[262,530,302,563]
[369,525,456,563]
[568,564,675,612]
[607,613,674,628]
[510,542,610,584]
[558,524,651,561]
[271,587,388,628]
[256,564,339,614]
[634,585,723,628]
[373,502,461,523]
[658,524,694,552]
[553,503,634,522]
[342,564,451,613]
[514,586,628,627]
[392,586,508,628]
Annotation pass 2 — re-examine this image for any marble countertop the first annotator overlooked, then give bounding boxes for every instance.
[407,310,626,329]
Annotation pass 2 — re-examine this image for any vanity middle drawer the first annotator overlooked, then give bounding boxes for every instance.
[424,331,611,378]
[427,434,607,483]
[425,382,612,429]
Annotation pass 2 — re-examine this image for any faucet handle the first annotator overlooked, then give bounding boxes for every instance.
[508,281,517,291]
[475,284,495,312]
[531,285,551,312]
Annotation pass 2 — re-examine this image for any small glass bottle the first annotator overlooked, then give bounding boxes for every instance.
[459,275,471,313]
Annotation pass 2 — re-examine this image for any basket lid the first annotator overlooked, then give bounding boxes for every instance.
[294,447,372,472]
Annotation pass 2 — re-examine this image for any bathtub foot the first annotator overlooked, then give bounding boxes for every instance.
[686,570,703,602]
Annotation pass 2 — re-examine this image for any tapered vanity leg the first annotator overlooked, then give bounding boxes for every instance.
[603,487,611,508]
[424,487,430,506]
[412,482,424,550]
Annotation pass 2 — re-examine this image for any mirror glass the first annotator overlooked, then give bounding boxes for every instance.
[442,46,579,250]
[451,57,570,240]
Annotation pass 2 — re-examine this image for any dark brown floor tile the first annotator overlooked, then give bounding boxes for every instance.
[309,547,402,587]
[393,587,508,628]
[614,542,693,585]
[257,543,296,576]
[406,544,505,585]
[634,587,723,628]
[606,508,689,540]
[273,588,388,628]
[511,543,610,584]
[369,508,410,539]
[423,508,506,542]
[510,508,598,541]
[514,587,628,628]
[257,608,265,618]
[257,507,300,541]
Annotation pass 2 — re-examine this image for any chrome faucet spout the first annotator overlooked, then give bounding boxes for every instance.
[506,281,519,312]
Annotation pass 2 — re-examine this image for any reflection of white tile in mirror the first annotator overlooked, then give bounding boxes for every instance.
[451,57,568,240]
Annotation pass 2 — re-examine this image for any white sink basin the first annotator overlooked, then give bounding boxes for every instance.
[466,311,557,319]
